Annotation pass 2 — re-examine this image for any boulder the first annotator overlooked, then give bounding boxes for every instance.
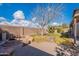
[20,35,33,44]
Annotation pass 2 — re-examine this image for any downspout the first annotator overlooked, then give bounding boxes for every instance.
[74,18,77,44]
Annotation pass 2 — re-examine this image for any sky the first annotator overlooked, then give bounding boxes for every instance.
[0,3,79,27]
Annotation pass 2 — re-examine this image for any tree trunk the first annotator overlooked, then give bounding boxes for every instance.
[40,27,44,36]
[41,28,44,36]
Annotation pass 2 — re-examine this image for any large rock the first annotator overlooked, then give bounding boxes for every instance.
[20,35,33,44]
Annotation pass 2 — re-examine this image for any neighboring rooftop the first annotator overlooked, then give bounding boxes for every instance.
[70,9,79,27]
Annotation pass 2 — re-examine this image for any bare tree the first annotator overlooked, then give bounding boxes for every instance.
[31,3,64,35]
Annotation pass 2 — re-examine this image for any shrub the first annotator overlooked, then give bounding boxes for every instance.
[32,35,48,42]
[48,26,55,33]
[57,28,62,33]
[61,32,69,38]
[54,38,74,46]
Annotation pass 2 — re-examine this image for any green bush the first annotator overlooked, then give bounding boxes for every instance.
[48,26,55,33]
[57,28,61,33]
[61,33,69,38]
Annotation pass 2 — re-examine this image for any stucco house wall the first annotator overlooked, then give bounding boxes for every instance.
[70,9,79,37]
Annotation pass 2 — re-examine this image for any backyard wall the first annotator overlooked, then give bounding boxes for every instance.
[0,25,40,37]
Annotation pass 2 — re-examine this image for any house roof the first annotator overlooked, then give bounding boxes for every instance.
[70,9,79,27]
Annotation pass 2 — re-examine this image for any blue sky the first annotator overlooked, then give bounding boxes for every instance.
[0,3,79,25]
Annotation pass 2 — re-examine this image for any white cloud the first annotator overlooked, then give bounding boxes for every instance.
[0,17,6,21]
[32,17,36,22]
[0,21,10,25]
[10,19,38,28]
[53,22,59,25]
[11,19,31,27]
[13,10,25,20]
[11,10,27,27]
[0,11,42,28]
[11,11,40,28]
[0,16,49,28]
[0,16,46,28]
[0,17,10,25]
[0,16,33,27]
[50,22,61,26]
[0,11,40,28]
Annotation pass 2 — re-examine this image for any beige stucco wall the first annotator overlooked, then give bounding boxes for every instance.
[0,25,40,37]
[71,23,79,36]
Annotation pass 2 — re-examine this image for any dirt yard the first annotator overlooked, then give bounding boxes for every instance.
[13,42,57,56]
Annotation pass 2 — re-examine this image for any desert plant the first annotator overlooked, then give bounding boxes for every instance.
[48,26,54,33]
[54,37,74,46]
[61,32,69,38]
[32,35,48,42]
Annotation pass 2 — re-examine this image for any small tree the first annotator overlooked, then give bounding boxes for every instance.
[62,23,69,28]
[31,4,64,35]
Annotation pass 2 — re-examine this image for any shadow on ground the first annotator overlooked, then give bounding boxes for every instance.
[13,42,53,56]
